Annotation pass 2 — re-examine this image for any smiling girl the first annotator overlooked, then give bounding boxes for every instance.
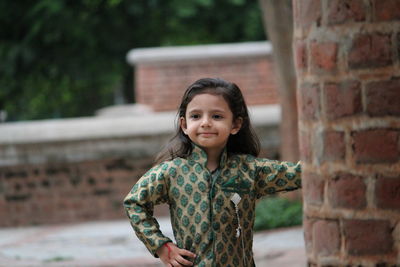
[123,77,301,267]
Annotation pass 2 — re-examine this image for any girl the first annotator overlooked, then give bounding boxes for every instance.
[123,78,301,267]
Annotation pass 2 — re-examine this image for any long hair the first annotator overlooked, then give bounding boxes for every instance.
[155,77,260,164]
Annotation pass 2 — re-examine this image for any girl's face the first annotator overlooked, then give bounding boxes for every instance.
[180,93,242,155]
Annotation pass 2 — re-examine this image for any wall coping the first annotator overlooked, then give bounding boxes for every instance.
[0,104,280,145]
[126,41,272,65]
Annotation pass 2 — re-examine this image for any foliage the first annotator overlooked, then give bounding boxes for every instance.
[0,0,265,121]
[254,196,303,231]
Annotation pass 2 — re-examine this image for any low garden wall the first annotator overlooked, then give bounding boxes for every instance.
[0,105,280,226]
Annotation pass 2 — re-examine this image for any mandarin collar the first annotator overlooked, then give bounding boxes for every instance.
[188,143,228,170]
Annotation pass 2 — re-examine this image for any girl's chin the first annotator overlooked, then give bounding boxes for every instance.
[195,143,225,151]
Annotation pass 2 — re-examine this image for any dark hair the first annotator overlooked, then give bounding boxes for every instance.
[155,77,260,163]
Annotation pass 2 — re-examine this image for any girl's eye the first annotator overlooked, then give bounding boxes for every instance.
[212,114,223,119]
[190,114,200,119]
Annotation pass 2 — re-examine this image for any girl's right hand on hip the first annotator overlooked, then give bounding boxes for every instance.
[157,242,196,267]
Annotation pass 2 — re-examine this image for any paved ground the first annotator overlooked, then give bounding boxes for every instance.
[0,218,306,267]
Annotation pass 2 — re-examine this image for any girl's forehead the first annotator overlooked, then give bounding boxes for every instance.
[187,93,230,110]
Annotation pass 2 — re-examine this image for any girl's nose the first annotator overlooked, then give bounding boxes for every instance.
[200,117,211,127]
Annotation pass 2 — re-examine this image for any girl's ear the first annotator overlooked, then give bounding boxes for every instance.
[180,117,188,134]
[231,117,243,135]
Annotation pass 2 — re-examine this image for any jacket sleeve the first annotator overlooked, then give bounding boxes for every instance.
[123,162,172,257]
[254,158,302,198]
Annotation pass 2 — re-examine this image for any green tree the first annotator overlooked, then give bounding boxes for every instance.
[0,0,265,121]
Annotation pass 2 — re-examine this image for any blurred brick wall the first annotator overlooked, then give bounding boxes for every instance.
[294,0,400,265]
[0,146,275,227]
[0,42,282,227]
[128,42,278,111]
[0,115,176,227]
[0,157,153,226]
[0,110,279,227]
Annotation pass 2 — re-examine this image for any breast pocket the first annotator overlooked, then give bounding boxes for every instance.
[220,176,251,194]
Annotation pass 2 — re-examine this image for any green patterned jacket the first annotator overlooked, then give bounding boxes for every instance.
[123,144,301,267]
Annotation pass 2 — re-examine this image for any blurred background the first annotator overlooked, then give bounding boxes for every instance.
[4,1,398,266]
[0,1,306,266]
[0,0,266,122]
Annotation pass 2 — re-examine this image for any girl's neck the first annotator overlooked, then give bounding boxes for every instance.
[204,148,223,172]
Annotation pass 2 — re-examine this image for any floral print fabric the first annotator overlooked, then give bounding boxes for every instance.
[123,144,301,267]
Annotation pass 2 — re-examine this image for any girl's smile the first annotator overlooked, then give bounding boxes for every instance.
[198,132,217,136]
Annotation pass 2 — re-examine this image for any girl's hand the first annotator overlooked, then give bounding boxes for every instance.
[156,242,196,267]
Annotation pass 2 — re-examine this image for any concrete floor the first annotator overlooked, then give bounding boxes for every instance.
[0,218,306,267]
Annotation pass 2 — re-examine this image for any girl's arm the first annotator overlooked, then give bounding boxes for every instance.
[123,163,173,257]
[254,158,302,198]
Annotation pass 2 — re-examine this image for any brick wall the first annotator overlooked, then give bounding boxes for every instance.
[127,42,278,111]
[0,107,280,226]
[294,0,400,265]
[0,157,154,226]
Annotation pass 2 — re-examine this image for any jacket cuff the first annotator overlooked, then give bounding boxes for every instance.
[148,237,173,258]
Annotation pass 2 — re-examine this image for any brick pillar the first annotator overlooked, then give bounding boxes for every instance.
[293,0,400,265]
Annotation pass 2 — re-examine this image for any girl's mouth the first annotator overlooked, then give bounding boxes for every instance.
[198,132,217,137]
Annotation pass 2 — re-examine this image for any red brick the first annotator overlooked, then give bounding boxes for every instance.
[348,33,392,69]
[398,33,400,62]
[294,41,307,70]
[298,82,320,120]
[313,220,340,256]
[375,175,400,210]
[303,217,314,252]
[303,172,324,205]
[328,0,366,25]
[324,81,362,119]
[310,41,338,71]
[328,173,366,209]
[374,0,400,21]
[322,130,346,161]
[293,0,322,29]
[352,129,399,164]
[299,130,313,163]
[343,219,394,255]
[365,78,400,116]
